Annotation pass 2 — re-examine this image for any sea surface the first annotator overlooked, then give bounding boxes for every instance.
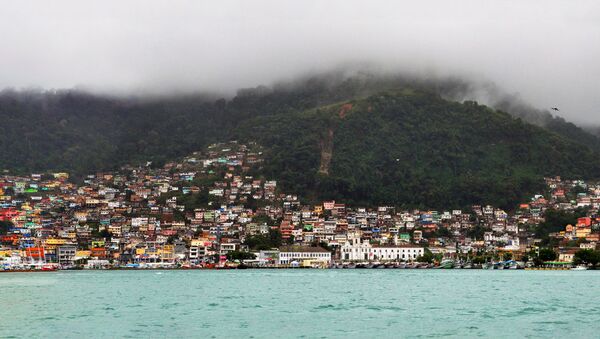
[1,269,599,338]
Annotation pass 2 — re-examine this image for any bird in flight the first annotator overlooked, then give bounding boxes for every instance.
[551,107,560,111]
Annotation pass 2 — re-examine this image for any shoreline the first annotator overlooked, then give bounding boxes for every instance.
[1,266,582,272]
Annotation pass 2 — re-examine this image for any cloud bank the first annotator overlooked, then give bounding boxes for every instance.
[1,1,599,123]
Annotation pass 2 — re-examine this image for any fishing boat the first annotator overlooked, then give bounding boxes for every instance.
[438,259,455,269]
[41,263,58,271]
[506,260,520,269]
[571,265,588,271]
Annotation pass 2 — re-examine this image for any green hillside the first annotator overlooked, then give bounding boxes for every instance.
[1,75,600,209]
[234,90,600,209]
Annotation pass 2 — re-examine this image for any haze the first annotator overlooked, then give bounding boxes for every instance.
[1,1,599,123]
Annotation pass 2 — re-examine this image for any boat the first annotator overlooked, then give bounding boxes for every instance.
[506,260,520,269]
[347,263,357,269]
[438,259,455,269]
[571,265,588,271]
[41,263,58,271]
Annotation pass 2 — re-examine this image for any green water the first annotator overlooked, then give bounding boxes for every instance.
[1,270,599,338]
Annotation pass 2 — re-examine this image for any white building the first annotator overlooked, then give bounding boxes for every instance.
[340,234,424,261]
[278,246,331,265]
[189,245,207,261]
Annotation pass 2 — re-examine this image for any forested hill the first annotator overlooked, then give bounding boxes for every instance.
[1,74,600,208]
[233,90,600,209]
[0,90,224,174]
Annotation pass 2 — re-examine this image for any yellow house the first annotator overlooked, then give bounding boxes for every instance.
[576,228,591,238]
[91,240,105,248]
[160,245,175,260]
[44,238,67,246]
[191,238,211,246]
[53,172,69,180]
[43,238,68,251]
[75,250,91,259]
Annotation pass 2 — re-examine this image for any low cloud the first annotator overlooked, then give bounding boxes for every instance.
[1,1,599,123]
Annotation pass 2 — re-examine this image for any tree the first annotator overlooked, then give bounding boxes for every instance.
[466,224,487,240]
[573,249,600,267]
[472,256,486,264]
[244,229,282,250]
[538,248,557,262]
[286,235,295,245]
[416,248,434,263]
[0,220,13,235]
[226,251,256,262]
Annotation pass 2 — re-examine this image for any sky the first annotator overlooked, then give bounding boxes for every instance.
[1,1,599,123]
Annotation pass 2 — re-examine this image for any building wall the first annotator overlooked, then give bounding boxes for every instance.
[341,242,424,261]
[279,251,331,265]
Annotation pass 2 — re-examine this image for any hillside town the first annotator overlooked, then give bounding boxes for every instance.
[1,142,600,271]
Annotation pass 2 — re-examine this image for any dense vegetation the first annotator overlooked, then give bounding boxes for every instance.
[0,90,226,175]
[235,91,600,209]
[1,73,600,208]
[534,208,589,238]
[0,220,13,235]
[573,249,600,267]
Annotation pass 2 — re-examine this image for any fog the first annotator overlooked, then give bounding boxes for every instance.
[1,1,599,123]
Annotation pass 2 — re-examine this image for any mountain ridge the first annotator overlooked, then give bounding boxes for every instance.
[1,75,599,209]
[232,89,600,209]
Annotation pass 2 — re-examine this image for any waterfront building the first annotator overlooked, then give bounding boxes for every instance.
[340,234,424,261]
[278,246,331,266]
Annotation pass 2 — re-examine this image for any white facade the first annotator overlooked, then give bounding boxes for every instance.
[189,245,207,260]
[278,248,331,265]
[341,234,424,261]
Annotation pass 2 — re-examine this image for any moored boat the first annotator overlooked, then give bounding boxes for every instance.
[571,265,588,271]
[41,263,58,271]
[438,259,454,269]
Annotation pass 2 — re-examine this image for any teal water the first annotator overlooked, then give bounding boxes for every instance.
[1,270,599,338]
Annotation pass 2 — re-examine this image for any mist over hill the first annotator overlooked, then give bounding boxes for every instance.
[1,72,599,208]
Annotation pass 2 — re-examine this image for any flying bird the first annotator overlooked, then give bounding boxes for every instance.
[551,107,560,111]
